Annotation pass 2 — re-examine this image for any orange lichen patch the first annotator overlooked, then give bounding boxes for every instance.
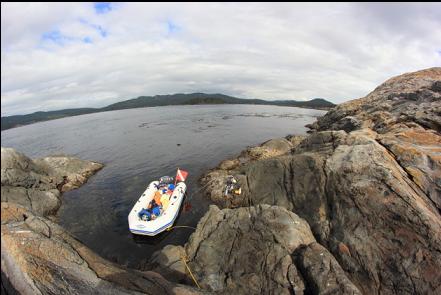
[380,132,440,172]
[389,144,423,163]
[338,242,351,257]
[1,233,27,272]
[395,130,441,146]
[352,128,378,139]
[379,153,410,188]
[405,167,426,188]
[75,245,120,278]
[378,130,440,197]
[22,240,51,262]
[429,154,441,167]
[1,202,28,223]
[248,147,285,160]
[383,67,441,84]
[219,158,240,170]
[27,259,54,285]
[25,237,83,267]
[318,203,327,221]
[336,97,367,113]
[1,227,54,285]
[406,67,441,79]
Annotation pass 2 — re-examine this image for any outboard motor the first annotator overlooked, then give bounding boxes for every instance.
[159,176,174,185]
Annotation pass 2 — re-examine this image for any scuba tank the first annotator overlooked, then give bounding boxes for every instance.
[225,175,241,196]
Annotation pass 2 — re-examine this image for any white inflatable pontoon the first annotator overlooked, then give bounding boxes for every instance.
[128,180,186,236]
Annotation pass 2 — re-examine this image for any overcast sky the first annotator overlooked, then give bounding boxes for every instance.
[1,2,440,116]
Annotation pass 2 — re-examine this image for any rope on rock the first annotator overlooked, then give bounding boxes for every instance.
[181,255,201,289]
[166,225,196,231]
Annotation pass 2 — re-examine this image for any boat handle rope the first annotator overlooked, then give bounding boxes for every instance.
[166,225,196,231]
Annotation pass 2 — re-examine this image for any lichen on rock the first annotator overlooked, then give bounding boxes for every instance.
[199,67,441,294]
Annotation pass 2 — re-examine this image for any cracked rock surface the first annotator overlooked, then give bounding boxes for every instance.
[197,68,441,294]
[150,205,361,295]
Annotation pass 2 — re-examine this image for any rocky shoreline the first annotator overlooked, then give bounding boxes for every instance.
[2,67,440,294]
[153,68,440,294]
[0,148,199,294]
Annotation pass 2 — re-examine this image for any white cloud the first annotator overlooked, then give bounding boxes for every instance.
[1,2,440,116]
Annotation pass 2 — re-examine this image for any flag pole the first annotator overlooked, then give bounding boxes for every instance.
[174,167,179,186]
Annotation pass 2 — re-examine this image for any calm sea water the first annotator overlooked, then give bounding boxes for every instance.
[1,104,325,268]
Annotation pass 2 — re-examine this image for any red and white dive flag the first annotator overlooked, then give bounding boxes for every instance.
[176,169,189,182]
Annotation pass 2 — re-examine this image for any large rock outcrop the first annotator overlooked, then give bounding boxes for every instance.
[200,68,441,294]
[1,148,104,216]
[150,205,361,295]
[310,68,441,134]
[1,148,199,295]
[309,67,441,210]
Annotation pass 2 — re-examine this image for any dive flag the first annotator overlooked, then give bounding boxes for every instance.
[176,169,189,182]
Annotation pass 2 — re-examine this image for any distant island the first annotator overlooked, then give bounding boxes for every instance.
[1,93,335,131]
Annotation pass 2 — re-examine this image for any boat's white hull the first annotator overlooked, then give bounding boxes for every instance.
[128,181,186,236]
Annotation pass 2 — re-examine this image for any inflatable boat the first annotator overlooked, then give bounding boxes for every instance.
[128,171,188,236]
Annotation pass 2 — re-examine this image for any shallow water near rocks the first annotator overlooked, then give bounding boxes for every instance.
[1,104,325,268]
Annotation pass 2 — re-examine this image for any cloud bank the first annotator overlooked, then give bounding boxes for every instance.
[1,2,440,116]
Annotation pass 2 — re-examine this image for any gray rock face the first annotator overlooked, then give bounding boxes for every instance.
[202,137,299,208]
[294,242,361,295]
[202,130,441,294]
[307,68,441,210]
[377,129,441,209]
[1,147,103,216]
[331,116,362,132]
[151,205,361,295]
[311,67,441,134]
[185,205,315,293]
[1,186,61,217]
[149,245,190,285]
[200,68,441,294]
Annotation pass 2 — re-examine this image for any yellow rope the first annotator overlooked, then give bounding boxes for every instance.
[166,225,196,231]
[181,255,201,289]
